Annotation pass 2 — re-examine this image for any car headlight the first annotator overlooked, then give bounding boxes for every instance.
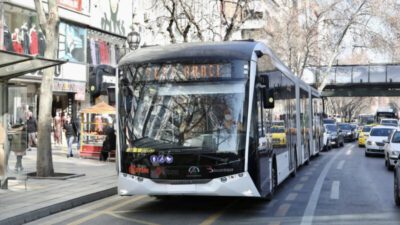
[367,141,375,145]
[391,151,400,156]
[347,132,351,135]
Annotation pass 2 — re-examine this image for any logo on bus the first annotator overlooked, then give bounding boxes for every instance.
[188,166,200,174]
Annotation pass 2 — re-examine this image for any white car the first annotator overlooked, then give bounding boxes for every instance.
[384,129,400,170]
[365,126,396,157]
[380,118,398,127]
[322,124,332,150]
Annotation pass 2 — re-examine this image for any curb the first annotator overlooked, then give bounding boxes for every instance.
[0,187,117,225]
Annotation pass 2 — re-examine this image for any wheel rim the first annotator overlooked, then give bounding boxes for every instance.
[271,165,276,191]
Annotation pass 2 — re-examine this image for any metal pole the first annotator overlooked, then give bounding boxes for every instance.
[0,0,4,50]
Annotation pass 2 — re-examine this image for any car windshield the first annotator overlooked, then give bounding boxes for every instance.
[338,123,351,130]
[271,127,285,133]
[325,124,337,132]
[370,128,394,137]
[391,131,400,143]
[362,126,372,132]
[381,120,398,126]
[323,119,335,124]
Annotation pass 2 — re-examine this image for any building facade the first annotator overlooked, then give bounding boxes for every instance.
[0,0,132,126]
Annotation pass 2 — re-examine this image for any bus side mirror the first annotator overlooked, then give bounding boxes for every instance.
[260,76,274,109]
[263,89,275,109]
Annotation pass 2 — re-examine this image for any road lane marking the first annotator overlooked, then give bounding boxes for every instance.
[67,195,148,225]
[285,193,298,201]
[337,160,345,170]
[198,200,237,225]
[274,203,291,217]
[300,145,344,225]
[268,221,281,225]
[294,184,304,191]
[300,176,309,182]
[330,181,340,199]
[38,196,126,225]
[106,212,159,225]
[346,150,351,155]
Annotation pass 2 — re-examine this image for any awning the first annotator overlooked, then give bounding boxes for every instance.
[81,102,116,114]
[0,50,67,81]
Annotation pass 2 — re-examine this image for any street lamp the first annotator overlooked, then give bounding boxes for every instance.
[127,31,140,50]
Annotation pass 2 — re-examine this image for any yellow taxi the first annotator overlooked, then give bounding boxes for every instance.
[358,125,376,147]
[271,126,286,147]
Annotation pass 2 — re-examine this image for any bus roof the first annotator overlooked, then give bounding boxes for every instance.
[119,41,261,66]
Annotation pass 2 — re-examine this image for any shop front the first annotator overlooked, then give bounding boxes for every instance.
[0,50,66,187]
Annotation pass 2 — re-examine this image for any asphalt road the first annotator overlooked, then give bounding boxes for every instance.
[27,142,400,225]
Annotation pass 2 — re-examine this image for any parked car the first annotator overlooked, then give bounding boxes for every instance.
[271,126,286,147]
[337,123,356,141]
[323,118,336,124]
[323,124,333,151]
[380,118,398,127]
[350,124,359,139]
[365,126,396,156]
[358,125,373,147]
[394,155,400,206]
[325,124,344,148]
[384,129,400,170]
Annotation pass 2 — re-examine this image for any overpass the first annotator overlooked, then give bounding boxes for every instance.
[303,63,400,97]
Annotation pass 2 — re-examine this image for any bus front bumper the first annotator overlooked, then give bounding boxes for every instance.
[118,172,261,197]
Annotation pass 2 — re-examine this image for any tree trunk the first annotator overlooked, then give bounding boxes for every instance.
[34,0,59,177]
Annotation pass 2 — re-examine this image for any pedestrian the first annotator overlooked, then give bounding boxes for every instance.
[73,114,81,151]
[9,124,27,171]
[99,125,116,161]
[26,111,37,151]
[53,112,62,145]
[63,115,76,158]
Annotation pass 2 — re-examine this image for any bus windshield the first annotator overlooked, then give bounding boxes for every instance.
[130,81,247,152]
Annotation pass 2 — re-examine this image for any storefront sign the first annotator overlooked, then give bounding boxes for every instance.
[90,0,132,36]
[53,80,86,101]
[58,0,82,12]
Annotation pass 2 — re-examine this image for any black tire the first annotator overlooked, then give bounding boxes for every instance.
[385,157,390,170]
[394,172,400,206]
[291,152,297,177]
[358,144,362,148]
[365,151,369,157]
[267,161,277,200]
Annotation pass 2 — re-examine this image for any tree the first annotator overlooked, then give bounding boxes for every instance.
[262,0,400,92]
[145,0,253,44]
[33,0,60,177]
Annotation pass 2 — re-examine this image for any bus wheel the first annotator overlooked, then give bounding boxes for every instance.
[266,161,277,200]
[291,151,297,177]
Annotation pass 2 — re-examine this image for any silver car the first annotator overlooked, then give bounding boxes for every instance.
[393,154,400,206]
[384,129,400,170]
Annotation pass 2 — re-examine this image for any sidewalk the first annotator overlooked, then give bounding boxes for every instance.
[0,144,118,225]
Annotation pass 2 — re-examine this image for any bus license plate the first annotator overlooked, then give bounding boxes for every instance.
[167,184,196,193]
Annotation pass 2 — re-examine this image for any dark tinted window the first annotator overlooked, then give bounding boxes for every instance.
[362,126,372,132]
[325,124,337,132]
[370,128,394,137]
[391,131,400,143]
[271,127,285,133]
[323,119,335,124]
[338,123,351,130]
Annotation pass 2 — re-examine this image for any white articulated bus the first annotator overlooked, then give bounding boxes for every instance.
[117,41,322,199]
